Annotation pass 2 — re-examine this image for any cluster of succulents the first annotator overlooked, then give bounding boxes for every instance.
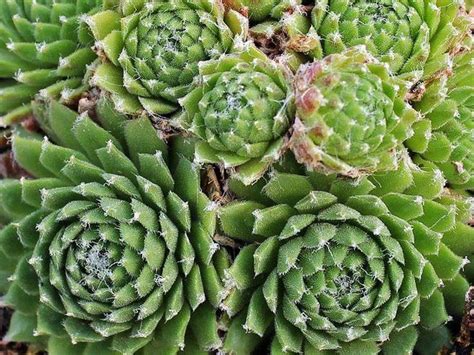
[88,0,246,115]
[306,0,472,83]
[408,41,474,191]
[0,0,472,354]
[0,0,101,124]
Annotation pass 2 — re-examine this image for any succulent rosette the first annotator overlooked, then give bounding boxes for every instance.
[218,153,471,354]
[88,0,247,115]
[305,0,471,83]
[0,0,100,125]
[0,98,229,354]
[178,45,295,185]
[291,46,419,177]
[407,44,474,192]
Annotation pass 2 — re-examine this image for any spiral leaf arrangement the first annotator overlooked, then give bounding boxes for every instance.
[177,45,295,185]
[291,46,419,177]
[0,0,100,124]
[408,44,474,192]
[219,154,470,354]
[88,0,246,115]
[0,98,229,354]
[304,0,471,83]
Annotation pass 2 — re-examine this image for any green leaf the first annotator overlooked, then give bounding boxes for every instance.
[47,336,86,355]
[223,312,261,354]
[5,312,37,343]
[33,100,82,151]
[244,287,273,336]
[275,311,303,353]
[294,191,338,213]
[173,157,200,210]
[414,326,451,355]
[252,204,297,237]
[0,179,35,220]
[165,278,184,320]
[227,244,258,290]
[111,331,153,354]
[12,135,53,177]
[189,303,221,351]
[138,152,174,193]
[219,201,265,241]
[277,237,303,275]
[72,114,123,165]
[263,173,314,205]
[124,116,168,164]
[412,221,441,255]
[184,266,205,311]
[96,143,138,182]
[36,305,66,337]
[427,243,464,280]
[382,193,424,221]
[254,236,279,276]
[419,290,448,329]
[88,10,121,40]
[152,304,191,353]
[441,274,469,317]
[4,282,38,315]
[166,192,191,232]
[21,178,66,208]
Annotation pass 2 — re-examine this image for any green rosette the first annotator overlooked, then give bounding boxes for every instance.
[304,0,471,83]
[88,0,247,115]
[218,153,472,354]
[0,0,100,125]
[0,98,229,354]
[291,46,419,177]
[178,45,295,185]
[408,40,474,192]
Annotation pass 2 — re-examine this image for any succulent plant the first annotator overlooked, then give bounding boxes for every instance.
[218,153,471,354]
[0,0,472,353]
[243,3,314,73]
[304,0,471,83]
[88,0,247,115]
[0,98,229,354]
[178,45,295,185]
[291,46,419,177]
[222,0,315,73]
[407,43,474,192]
[0,0,100,125]
[223,0,299,23]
